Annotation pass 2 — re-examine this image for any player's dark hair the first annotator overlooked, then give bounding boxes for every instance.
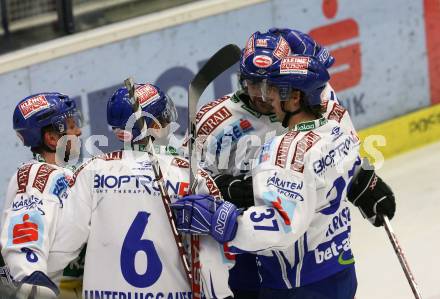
[31,125,58,155]
[299,91,325,118]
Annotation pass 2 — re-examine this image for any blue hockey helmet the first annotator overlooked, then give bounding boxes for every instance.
[107,83,177,141]
[268,27,335,68]
[240,31,292,83]
[261,54,330,106]
[13,93,80,148]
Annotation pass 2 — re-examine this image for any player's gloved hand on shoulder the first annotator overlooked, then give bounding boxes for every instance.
[213,174,254,208]
[171,194,241,243]
[347,162,396,227]
[268,27,335,68]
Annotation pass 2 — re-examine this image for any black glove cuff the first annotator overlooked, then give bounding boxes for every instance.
[347,167,375,205]
[213,174,254,208]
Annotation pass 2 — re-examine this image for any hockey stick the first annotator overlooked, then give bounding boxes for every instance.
[382,215,423,299]
[187,44,241,299]
[124,77,192,286]
[188,43,242,184]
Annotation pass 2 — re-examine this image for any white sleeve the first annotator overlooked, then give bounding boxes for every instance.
[49,163,92,273]
[229,165,317,253]
[199,236,234,299]
[0,164,68,281]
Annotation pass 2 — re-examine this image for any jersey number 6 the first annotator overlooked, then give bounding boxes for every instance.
[120,211,163,287]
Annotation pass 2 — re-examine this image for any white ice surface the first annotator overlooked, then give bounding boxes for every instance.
[351,141,440,299]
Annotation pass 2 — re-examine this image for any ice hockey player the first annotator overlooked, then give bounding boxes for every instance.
[0,92,83,298]
[195,28,336,299]
[173,50,395,298]
[11,83,222,299]
[216,28,396,226]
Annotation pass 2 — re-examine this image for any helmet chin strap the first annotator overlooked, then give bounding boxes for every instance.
[281,101,301,128]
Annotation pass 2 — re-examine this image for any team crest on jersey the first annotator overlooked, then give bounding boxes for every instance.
[19,95,50,119]
[136,84,160,108]
[7,211,44,247]
[280,56,310,75]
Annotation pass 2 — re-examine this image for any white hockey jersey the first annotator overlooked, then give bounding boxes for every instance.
[195,85,341,295]
[195,91,285,176]
[0,159,84,288]
[228,100,361,288]
[54,148,226,299]
[195,85,338,177]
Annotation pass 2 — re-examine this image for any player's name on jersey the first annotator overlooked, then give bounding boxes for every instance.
[84,289,191,299]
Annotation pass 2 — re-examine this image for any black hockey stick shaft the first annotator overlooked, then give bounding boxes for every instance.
[187,44,241,299]
[382,215,422,299]
[124,78,192,286]
[188,43,241,186]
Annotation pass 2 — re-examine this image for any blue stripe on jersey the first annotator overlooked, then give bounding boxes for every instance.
[300,229,354,286]
[258,229,354,289]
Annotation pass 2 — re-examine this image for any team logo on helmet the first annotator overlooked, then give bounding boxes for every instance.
[273,36,291,60]
[19,95,50,119]
[280,56,310,74]
[253,55,273,68]
[256,39,268,48]
[136,84,160,108]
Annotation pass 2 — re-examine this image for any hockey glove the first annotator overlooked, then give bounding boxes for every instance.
[268,27,335,68]
[171,194,241,243]
[213,174,254,208]
[347,167,396,227]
